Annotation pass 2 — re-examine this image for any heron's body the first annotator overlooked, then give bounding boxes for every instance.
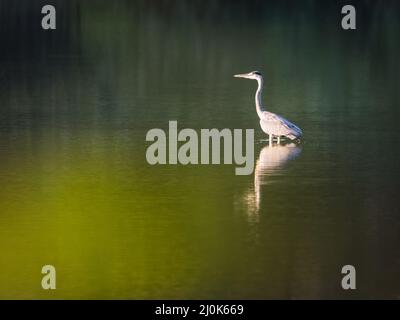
[234,71,302,144]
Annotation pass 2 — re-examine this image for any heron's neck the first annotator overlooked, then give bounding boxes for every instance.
[255,78,265,118]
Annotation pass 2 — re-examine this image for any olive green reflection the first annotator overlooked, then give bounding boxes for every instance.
[0,1,399,299]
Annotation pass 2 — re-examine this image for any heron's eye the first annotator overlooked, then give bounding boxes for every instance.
[253,71,261,75]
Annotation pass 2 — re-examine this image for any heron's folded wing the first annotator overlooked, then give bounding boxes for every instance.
[261,112,302,137]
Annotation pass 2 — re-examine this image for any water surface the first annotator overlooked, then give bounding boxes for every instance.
[0,1,399,299]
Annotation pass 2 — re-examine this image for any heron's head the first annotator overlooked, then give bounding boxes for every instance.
[234,71,262,80]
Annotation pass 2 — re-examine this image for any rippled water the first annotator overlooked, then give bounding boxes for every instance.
[0,1,399,299]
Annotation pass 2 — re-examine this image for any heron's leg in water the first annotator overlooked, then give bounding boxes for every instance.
[277,136,281,144]
[269,134,273,146]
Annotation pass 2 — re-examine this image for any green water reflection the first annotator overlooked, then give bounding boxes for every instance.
[0,1,399,299]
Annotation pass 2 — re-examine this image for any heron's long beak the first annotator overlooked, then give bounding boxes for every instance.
[234,73,249,78]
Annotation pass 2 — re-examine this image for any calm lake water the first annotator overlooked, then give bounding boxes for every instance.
[0,1,399,299]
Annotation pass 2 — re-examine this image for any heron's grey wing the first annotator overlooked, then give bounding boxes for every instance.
[260,111,302,139]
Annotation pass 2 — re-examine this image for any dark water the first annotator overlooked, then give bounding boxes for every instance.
[0,0,399,299]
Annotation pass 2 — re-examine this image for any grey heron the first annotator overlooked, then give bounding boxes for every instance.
[234,71,302,144]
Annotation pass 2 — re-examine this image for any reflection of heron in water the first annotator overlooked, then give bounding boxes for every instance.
[234,71,302,145]
[254,143,301,209]
[242,143,302,218]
